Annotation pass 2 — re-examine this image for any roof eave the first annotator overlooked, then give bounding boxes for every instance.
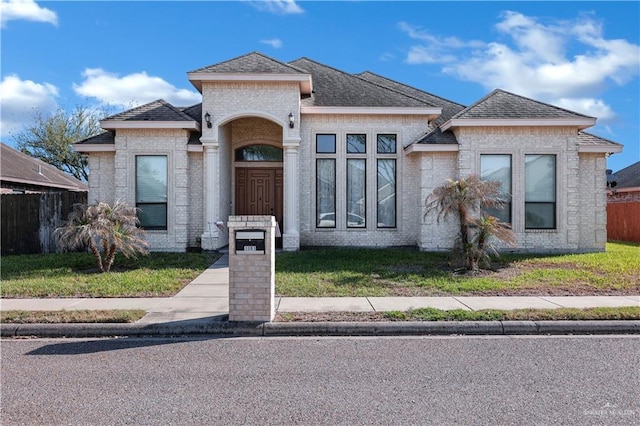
[301,106,440,119]
[441,118,597,131]
[1,176,87,191]
[187,72,313,94]
[100,121,201,131]
[73,144,116,153]
[578,144,624,154]
[405,144,459,154]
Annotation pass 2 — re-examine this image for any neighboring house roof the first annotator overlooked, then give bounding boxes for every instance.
[614,161,640,188]
[289,57,436,109]
[0,143,88,192]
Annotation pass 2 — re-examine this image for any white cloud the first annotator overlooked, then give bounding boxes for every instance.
[401,12,640,122]
[0,74,58,139]
[260,38,283,49]
[0,0,58,28]
[399,21,484,64]
[554,98,615,121]
[73,68,202,108]
[250,0,304,15]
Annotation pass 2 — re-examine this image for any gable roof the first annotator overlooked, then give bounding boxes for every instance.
[288,58,438,114]
[1,143,88,191]
[442,89,596,131]
[188,52,312,93]
[614,161,640,189]
[101,99,200,130]
[189,51,307,75]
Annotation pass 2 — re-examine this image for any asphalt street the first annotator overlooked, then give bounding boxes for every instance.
[2,335,639,425]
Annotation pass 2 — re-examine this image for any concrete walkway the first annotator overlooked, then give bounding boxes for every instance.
[1,254,638,325]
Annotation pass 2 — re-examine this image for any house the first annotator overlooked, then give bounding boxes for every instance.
[607,161,640,242]
[1,143,88,193]
[74,52,622,253]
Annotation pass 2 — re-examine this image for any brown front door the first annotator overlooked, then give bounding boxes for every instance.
[235,168,283,242]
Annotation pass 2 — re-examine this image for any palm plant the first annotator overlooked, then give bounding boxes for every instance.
[425,175,516,271]
[55,200,149,272]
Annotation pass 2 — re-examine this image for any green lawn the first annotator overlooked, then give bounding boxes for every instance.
[0,310,146,323]
[0,252,219,298]
[275,242,640,297]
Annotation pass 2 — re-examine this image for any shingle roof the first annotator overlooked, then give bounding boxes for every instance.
[414,128,459,145]
[104,99,197,122]
[0,143,88,191]
[450,89,595,120]
[189,52,307,74]
[75,131,115,145]
[288,58,435,108]
[577,132,623,148]
[188,132,202,145]
[356,71,465,125]
[614,161,640,188]
[181,103,202,123]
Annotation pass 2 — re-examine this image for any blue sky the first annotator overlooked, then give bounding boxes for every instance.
[1,0,639,172]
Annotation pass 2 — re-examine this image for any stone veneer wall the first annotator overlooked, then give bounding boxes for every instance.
[187,151,204,248]
[453,126,607,252]
[298,114,429,247]
[113,128,191,252]
[86,152,116,204]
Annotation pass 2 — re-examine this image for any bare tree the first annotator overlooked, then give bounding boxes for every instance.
[15,105,110,181]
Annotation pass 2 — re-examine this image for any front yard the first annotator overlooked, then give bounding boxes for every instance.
[275,242,640,297]
[0,242,637,299]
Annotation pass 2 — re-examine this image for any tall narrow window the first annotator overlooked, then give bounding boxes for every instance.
[525,154,556,229]
[377,159,396,228]
[316,159,336,228]
[136,155,167,230]
[347,159,366,228]
[480,154,512,223]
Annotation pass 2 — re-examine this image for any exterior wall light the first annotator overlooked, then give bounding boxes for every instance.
[289,112,295,129]
[204,112,212,128]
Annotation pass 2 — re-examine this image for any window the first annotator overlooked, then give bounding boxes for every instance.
[136,155,167,230]
[377,134,397,154]
[347,134,366,153]
[480,154,512,223]
[235,145,283,161]
[377,134,396,228]
[525,154,556,229]
[316,134,336,153]
[347,159,366,228]
[316,159,336,227]
[377,159,396,228]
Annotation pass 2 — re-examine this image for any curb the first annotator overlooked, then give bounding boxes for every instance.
[2,320,640,338]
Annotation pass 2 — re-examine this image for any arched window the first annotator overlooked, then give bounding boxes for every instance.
[235,145,283,162]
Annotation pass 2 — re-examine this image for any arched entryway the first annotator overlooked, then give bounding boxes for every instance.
[230,117,284,246]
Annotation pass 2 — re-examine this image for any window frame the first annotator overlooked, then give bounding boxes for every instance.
[135,155,168,231]
[316,158,336,228]
[480,154,512,224]
[524,154,557,230]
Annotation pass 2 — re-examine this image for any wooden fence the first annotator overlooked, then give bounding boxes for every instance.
[607,202,640,242]
[1,192,87,255]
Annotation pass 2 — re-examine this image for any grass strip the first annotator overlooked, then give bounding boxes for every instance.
[0,310,147,324]
[276,307,640,322]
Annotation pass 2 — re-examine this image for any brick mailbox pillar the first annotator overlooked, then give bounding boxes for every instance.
[227,215,276,322]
